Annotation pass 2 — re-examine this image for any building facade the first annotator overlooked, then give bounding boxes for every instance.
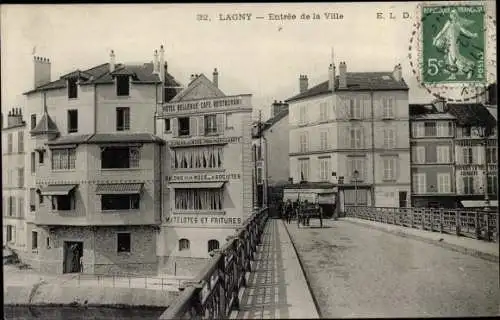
[410,103,457,208]
[286,61,411,208]
[2,108,27,251]
[21,48,181,275]
[156,71,253,276]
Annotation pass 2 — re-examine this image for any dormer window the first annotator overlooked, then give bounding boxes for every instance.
[116,75,130,96]
[68,78,78,99]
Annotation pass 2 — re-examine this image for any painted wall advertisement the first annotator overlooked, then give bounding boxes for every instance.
[165,215,242,226]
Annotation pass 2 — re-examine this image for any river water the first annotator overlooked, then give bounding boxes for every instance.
[3,306,167,319]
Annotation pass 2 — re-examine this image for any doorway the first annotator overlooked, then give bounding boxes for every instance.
[63,241,83,274]
[398,191,408,208]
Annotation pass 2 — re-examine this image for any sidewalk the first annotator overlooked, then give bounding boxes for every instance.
[230,219,319,319]
[343,217,499,262]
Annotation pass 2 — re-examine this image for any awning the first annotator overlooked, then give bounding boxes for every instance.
[169,182,225,189]
[40,184,77,196]
[461,200,498,208]
[95,183,143,195]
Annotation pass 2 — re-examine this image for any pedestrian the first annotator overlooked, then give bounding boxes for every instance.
[79,254,84,273]
[316,202,323,228]
[303,200,310,227]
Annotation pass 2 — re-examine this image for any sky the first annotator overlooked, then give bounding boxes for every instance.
[1,3,496,121]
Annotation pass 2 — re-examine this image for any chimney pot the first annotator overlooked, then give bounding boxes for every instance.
[299,74,309,93]
[109,50,116,73]
[213,68,219,88]
[339,61,347,89]
[34,55,52,88]
[159,45,165,83]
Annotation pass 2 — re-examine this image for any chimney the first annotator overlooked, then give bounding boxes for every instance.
[190,74,196,82]
[33,56,51,89]
[159,45,165,83]
[109,50,116,73]
[433,97,446,113]
[339,62,347,89]
[213,68,219,87]
[271,101,289,118]
[7,107,23,127]
[153,50,159,74]
[393,63,402,82]
[299,75,308,93]
[328,63,335,91]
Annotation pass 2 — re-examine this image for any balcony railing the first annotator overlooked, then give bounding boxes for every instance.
[160,207,268,319]
[345,206,498,242]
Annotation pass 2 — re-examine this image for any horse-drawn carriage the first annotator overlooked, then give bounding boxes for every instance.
[297,204,324,228]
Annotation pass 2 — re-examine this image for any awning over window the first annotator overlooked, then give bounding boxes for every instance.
[95,183,143,195]
[461,200,498,208]
[40,184,78,196]
[169,182,225,189]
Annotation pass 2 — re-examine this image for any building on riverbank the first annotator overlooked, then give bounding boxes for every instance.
[155,70,253,276]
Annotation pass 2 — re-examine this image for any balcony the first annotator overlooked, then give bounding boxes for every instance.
[34,210,87,226]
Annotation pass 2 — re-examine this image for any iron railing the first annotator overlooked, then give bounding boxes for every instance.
[345,206,498,242]
[160,207,269,319]
[71,273,188,290]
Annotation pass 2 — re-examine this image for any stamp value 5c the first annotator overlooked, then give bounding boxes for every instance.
[422,5,485,84]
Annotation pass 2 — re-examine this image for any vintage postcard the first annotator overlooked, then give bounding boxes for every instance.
[2,2,498,320]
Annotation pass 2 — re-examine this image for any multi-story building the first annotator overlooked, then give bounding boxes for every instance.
[155,70,253,276]
[2,108,27,250]
[22,47,182,275]
[286,61,411,208]
[447,103,498,208]
[251,100,290,208]
[410,102,457,208]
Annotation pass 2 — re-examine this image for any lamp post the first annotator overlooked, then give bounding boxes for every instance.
[477,125,495,241]
[353,170,359,206]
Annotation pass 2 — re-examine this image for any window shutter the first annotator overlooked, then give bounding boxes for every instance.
[216,113,225,134]
[363,127,367,149]
[344,127,350,148]
[394,158,400,180]
[171,118,178,137]
[198,116,205,136]
[189,117,198,136]
[346,159,352,179]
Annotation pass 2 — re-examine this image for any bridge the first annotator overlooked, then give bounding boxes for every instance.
[160,206,499,319]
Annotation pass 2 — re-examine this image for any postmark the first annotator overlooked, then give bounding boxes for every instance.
[408,1,496,102]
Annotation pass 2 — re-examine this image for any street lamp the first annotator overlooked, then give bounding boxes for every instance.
[477,125,495,241]
[353,170,359,206]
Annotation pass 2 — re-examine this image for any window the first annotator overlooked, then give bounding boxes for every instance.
[349,128,364,148]
[437,173,451,193]
[348,158,365,181]
[424,122,437,136]
[383,158,397,180]
[298,159,310,181]
[175,189,223,211]
[462,176,474,194]
[178,117,190,136]
[31,152,36,173]
[67,109,78,133]
[30,188,36,211]
[18,132,24,153]
[299,132,309,153]
[436,145,450,163]
[382,97,394,118]
[164,119,171,132]
[437,122,452,136]
[412,173,427,194]
[116,75,130,96]
[31,114,37,130]
[32,231,38,250]
[208,240,220,253]
[205,114,217,135]
[463,147,473,164]
[320,131,328,150]
[487,175,498,195]
[8,196,16,216]
[256,167,263,184]
[17,167,24,188]
[101,146,140,169]
[412,122,425,138]
[462,126,471,137]
[102,194,140,211]
[7,133,13,153]
[348,98,362,119]
[6,225,14,243]
[38,190,44,204]
[18,197,24,218]
[51,148,76,170]
[487,148,497,164]
[319,102,328,121]
[68,78,78,99]
[226,113,234,129]
[38,150,45,164]
[116,107,130,131]
[172,146,223,169]
[117,233,131,253]
[51,193,75,211]
[319,158,329,181]
[179,238,190,251]
[383,129,396,149]
[299,106,307,124]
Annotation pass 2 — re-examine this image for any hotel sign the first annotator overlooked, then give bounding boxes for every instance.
[167,173,241,182]
[165,215,243,226]
[162,96,247,114]
[167,136,242,147]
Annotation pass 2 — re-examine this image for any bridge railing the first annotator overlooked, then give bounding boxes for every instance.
[160,207,269,319]
[345,206,498,242]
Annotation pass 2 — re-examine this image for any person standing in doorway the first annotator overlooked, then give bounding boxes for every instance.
[79,254,84,273]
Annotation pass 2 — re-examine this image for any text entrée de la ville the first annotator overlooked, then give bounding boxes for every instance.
[196,12,344,22]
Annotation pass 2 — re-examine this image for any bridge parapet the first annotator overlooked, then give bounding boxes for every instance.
[345,206,498,243]
[160,207,269,319]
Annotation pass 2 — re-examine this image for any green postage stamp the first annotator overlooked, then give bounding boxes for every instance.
[421,5,485,84]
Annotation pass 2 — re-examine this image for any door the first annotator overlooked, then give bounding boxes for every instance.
[398,191,407,208]
[63,241,83,273]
